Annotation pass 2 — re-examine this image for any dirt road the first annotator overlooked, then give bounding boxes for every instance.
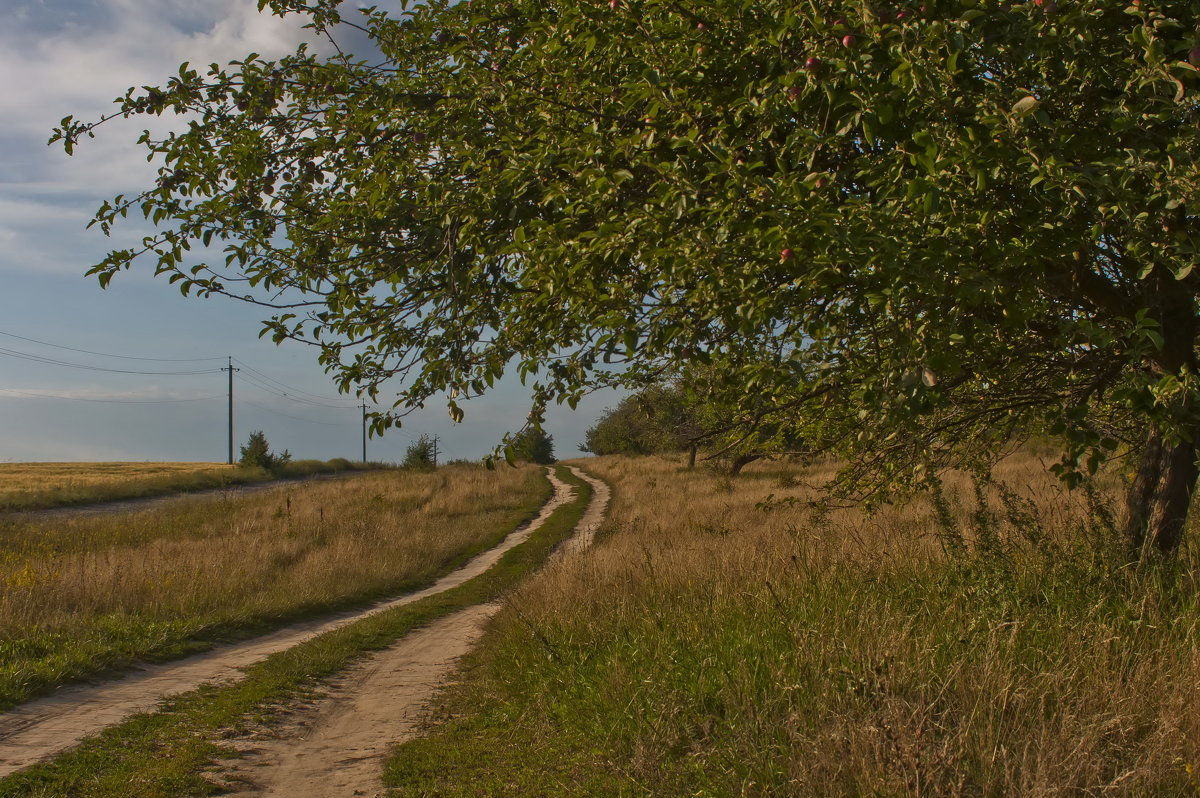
[0,467,584,779]
[214,465,610,798]
[6,471,354,521]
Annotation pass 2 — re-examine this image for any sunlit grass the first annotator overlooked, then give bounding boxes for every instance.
[387,453,1200,796]
[0,459,381,512]
[0,463,547,709]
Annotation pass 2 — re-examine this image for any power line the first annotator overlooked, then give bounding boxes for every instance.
[232,357,360,404]
[240,398,354,427]
[0,387,223,404]
[0,346,223,375]
[0,328,224,362]
[237,370,361,409]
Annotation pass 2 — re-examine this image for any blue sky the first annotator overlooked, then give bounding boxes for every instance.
[0,0,620,462]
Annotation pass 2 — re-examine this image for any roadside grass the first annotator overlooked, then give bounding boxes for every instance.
[0,458,382,512]
[0,466,592,798]
[384,454,1200,797]
[0,463,546,710]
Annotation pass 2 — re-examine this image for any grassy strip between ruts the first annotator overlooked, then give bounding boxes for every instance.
[0,459,388,513]
[0,465,591,798]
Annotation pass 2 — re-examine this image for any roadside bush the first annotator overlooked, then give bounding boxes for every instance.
[238,431,292,473]
[403,435,437,470]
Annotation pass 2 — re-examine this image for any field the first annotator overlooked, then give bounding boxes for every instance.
[0,459,379,512]
[387,453,1200,796]
[0,463,547,709]
[0,467,593,798]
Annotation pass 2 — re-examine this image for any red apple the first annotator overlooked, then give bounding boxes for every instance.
[609,0,618,8]
[815,177,828,188]
[696,22,705,30]
[787,86,802,101]
[842,33,858,47]
[780,248,795,262]
[805,55,823,71]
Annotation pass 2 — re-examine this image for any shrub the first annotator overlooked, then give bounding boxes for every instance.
[238,431,292,472]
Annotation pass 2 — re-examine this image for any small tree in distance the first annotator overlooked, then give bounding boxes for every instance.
[239,430,291,472]
[508,428,556,465]
[402,435,437,471]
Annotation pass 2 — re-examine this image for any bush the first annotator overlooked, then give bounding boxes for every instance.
[508,428,556,465]
[238,431,292,472]
[403,435,438,470]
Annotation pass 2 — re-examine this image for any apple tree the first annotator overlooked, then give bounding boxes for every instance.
[55,0,1200,553]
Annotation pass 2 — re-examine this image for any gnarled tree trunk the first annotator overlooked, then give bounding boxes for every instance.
[1125,429,1198,554]
[729,453,762,477]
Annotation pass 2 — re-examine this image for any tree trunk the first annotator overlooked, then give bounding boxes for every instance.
[729,453,762,477]
[687,443,697,470]
[1122,265,1200,555]
[1125,428,1198,555]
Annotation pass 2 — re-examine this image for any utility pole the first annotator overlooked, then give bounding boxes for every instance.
[221,357,239,464]
[361,401,368,463]
[432,435,440,468]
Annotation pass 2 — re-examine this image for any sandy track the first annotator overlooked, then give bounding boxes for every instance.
[0,468,577,779]
[213,465,610,798]
[7,472,352,521]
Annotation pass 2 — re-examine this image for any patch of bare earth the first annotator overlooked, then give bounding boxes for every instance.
[0,468,581,779]
[209,466,609,798]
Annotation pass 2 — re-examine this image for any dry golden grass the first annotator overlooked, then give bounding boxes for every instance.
[388,452,1200,797]
[0,462,229,497]
[0,463,547,709]
[0,459,379,512]
[0,461,229,486]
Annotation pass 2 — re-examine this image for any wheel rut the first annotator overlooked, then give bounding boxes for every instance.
[0,467,587,779]
[211,465,609,798]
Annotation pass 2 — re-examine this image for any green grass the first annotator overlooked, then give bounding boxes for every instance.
[0,458,386,513]
[382,460,1200,797]
[0,466,592,798]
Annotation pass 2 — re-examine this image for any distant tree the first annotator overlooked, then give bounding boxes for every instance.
[508,428,556,465]
[402,435,437,470]
[239,430,292,471]
[584,373,811,474]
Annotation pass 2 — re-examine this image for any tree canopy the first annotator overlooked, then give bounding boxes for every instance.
[56,0,1200,551]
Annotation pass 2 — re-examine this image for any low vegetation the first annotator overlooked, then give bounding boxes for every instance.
[387,454,1200,796]
[0,467,592,798]
[0,458,379,513]
[0,463,546,709]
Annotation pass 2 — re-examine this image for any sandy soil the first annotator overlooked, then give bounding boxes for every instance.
[210,465,610,798]
[0,468,578,779]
